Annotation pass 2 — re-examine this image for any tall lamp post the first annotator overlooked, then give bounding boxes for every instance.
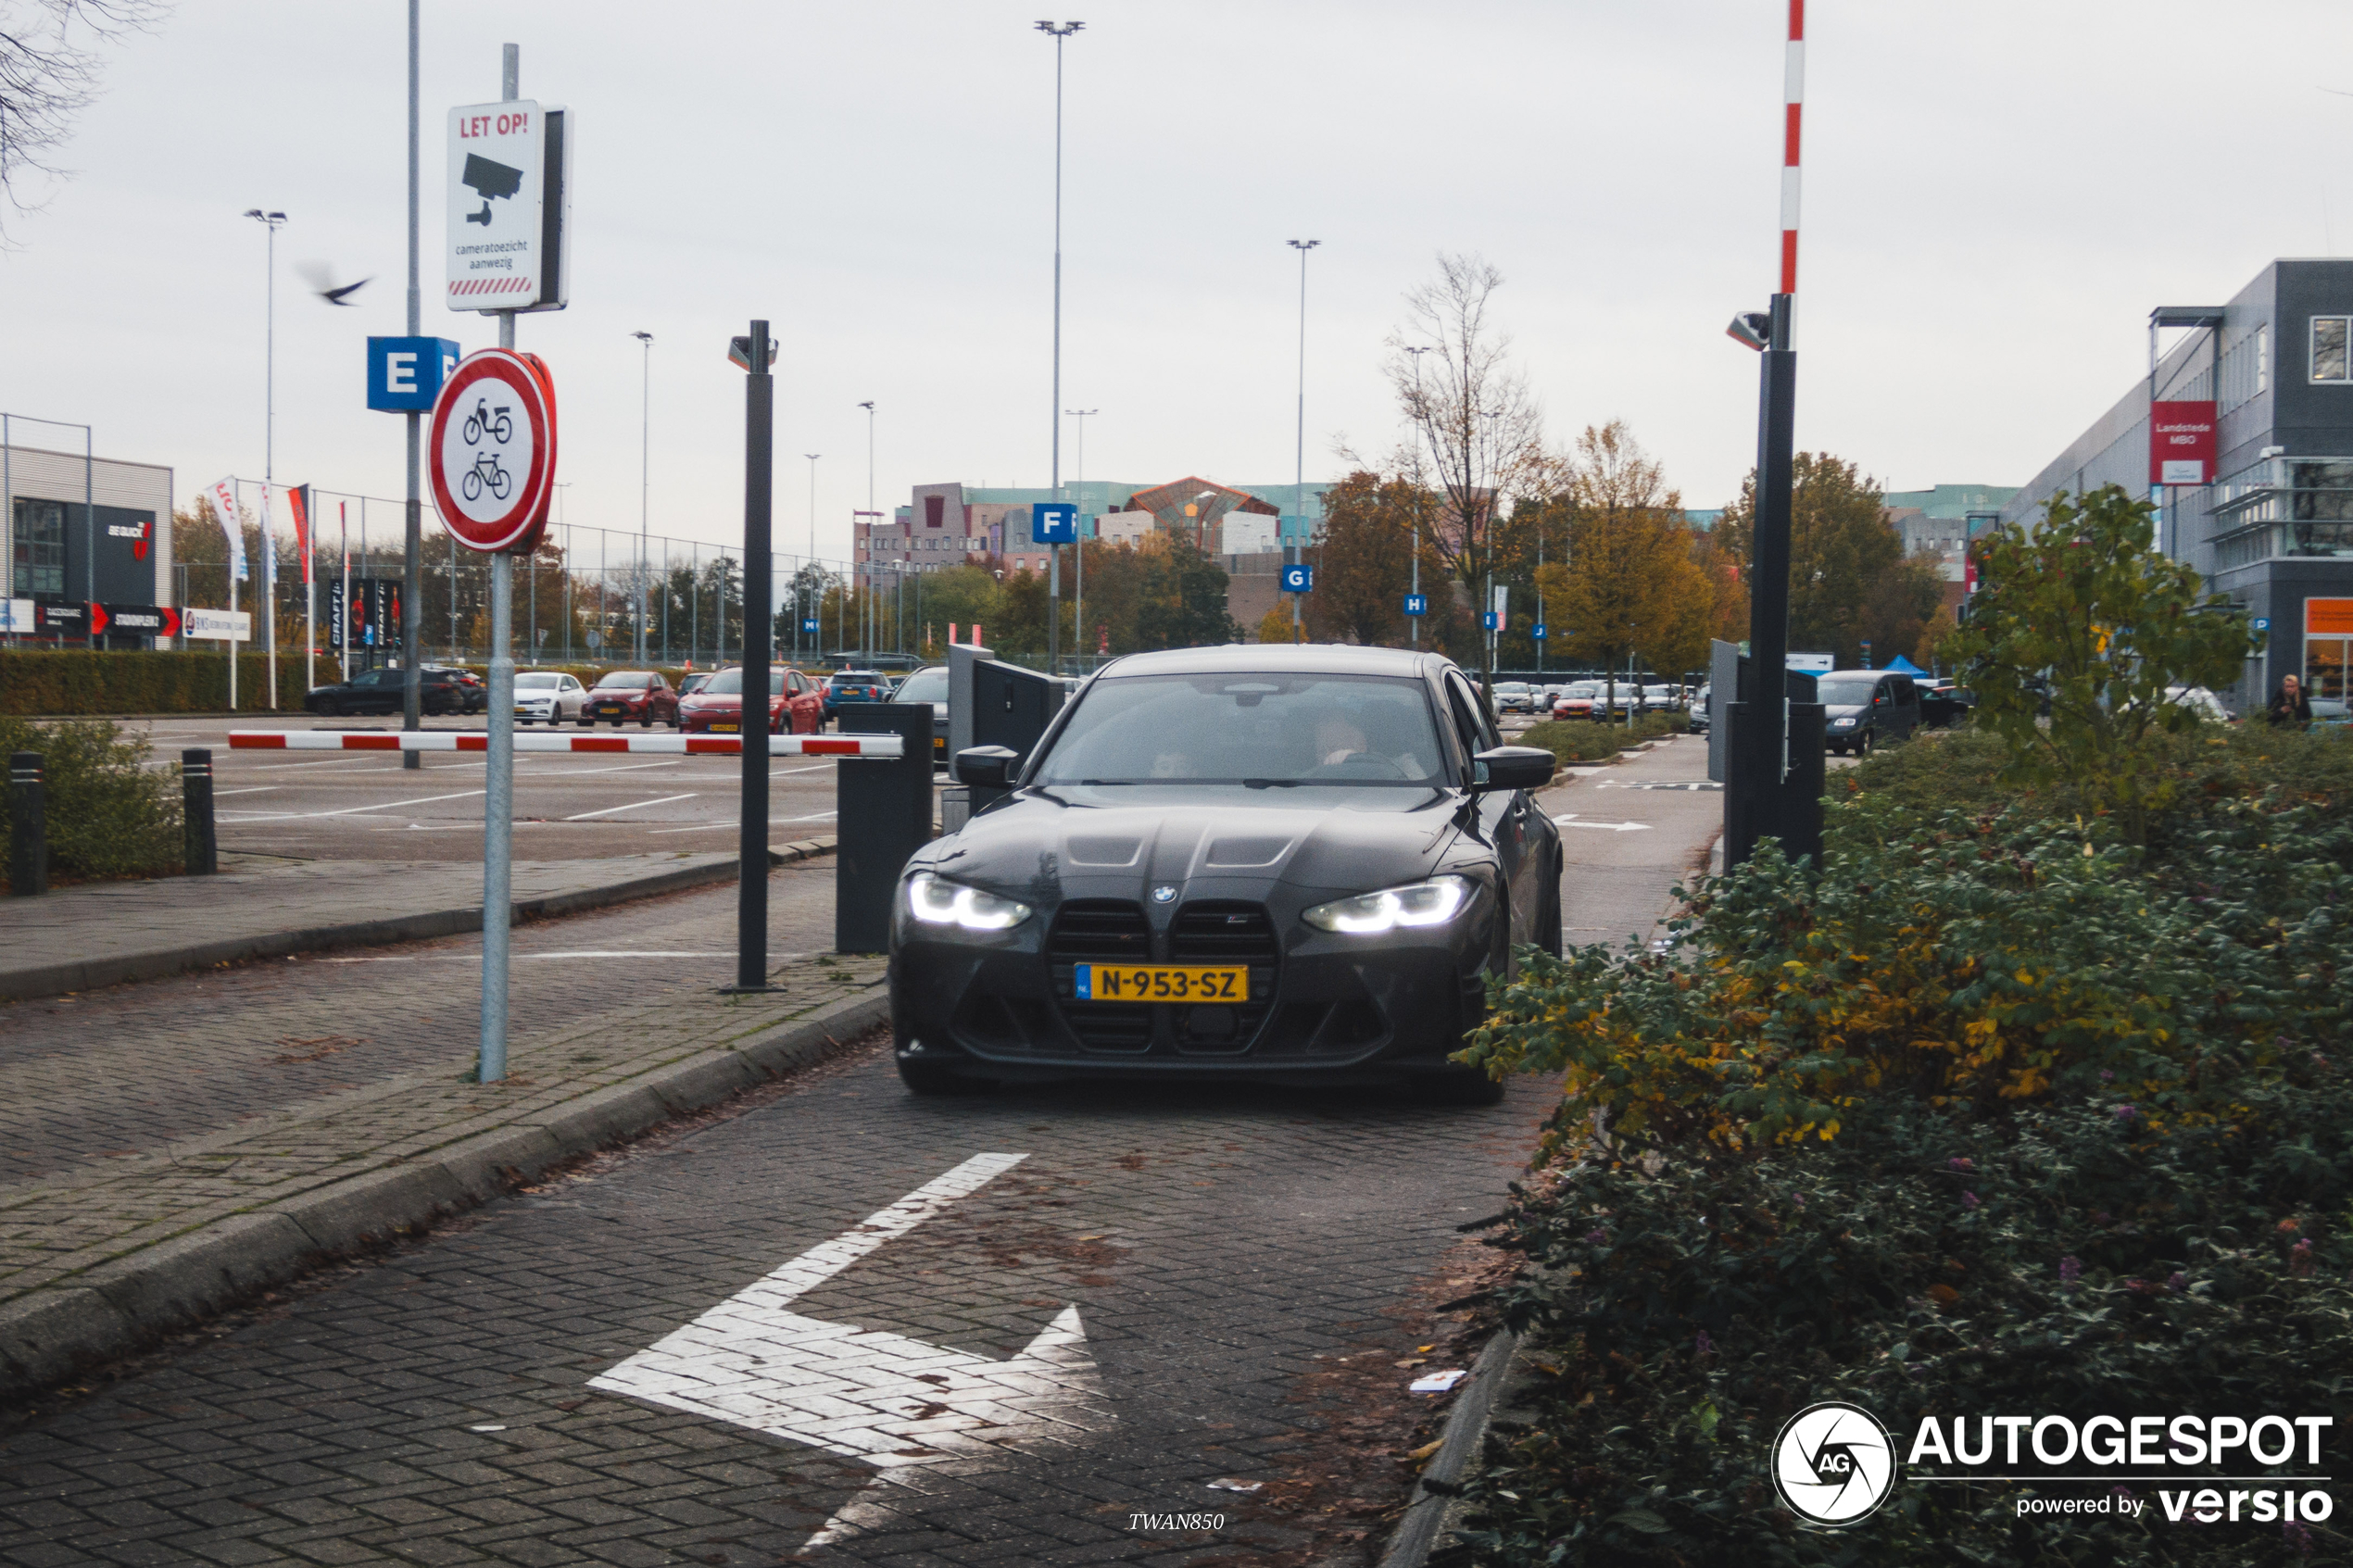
[1403,345,1431,647]
[803,453,821,665]
[858,400,875,662]
[1287,238,1318,643]
[1066,407,1096,658]
[1037,19,1082,674]
[631,332,653,661]
[244,207,286,708]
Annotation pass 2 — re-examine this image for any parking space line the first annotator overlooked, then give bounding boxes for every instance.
[562,792,699,821]
[212,786,280,797]
[223,787,487,822]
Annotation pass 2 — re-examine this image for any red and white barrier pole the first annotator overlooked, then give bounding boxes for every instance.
[228,730,904,758]
[1780,0,1803,297]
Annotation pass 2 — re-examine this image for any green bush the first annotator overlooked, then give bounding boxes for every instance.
[1448,1077,2353,1566]
[0,716,182,887]
[0,649,305,715]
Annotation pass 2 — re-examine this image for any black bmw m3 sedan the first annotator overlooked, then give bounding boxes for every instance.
[887,645,1562,1099]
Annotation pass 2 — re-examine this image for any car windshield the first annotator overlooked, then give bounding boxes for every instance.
[514,672,561,689]
[828,671,878,687]
[896,669,948,704]
[1565,683,1601,696]
[1494,683,1528,693]
[701,671,786,696]
[597,672,655,689]
[1032,672,1447,787]
[1817,679,1877,706]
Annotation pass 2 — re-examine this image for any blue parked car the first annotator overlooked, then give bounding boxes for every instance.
[822,668,891,721]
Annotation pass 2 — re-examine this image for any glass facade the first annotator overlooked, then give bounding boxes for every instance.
[11,497,66,597]
[2207,458,2353,569]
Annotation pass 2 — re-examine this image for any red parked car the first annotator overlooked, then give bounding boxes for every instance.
[582,671,680,727]
[678,667,824,735]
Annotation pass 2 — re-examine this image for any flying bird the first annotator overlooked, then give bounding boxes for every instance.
[296,260,371,306]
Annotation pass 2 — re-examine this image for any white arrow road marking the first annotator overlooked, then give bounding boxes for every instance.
[1554,813,1653,832]
[587,1150,1110,1548]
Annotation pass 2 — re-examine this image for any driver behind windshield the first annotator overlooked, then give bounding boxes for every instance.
[1036,674,1444,785]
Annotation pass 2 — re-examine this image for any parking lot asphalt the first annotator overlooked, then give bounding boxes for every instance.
[0,733,1726,1566]
[118,718,863,863]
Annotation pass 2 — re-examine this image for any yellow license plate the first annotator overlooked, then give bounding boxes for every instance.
[711,722,739,733]
[1073,964,1247,1003]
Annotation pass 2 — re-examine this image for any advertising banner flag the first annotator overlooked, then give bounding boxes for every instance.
[2149,401,2217,486]
[288,485,313,583]
[258,484,278,588]
[210,476,248,583]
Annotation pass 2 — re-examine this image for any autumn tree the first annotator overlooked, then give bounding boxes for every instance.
[1,1,169,236]
[1363,253,1551,687]
[1301,471,1425,646]
[1541,423,1714,716]
[1715,452,1906,668]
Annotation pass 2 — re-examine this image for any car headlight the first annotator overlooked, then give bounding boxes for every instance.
[905,871,1034,932]
[1832,716,1856,727]
[1302,874,1473,935]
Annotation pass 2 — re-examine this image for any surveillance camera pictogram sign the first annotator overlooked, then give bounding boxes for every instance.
[447,99,571,313]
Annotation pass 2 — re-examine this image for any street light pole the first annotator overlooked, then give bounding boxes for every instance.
[632,332,652,662]
[1288,238,1318,644]
[1038,19,1082,675]
[858,400,875,664]
[1066,407,1095,659]
[804,453,821,666]
[244,207,286,708]
[1403,345,1431,648]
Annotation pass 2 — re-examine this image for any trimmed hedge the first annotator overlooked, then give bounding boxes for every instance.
[0,649,304,715]
[1521,710,1687,764]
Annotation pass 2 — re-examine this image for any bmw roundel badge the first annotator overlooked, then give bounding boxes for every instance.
[1151,884,1178,904]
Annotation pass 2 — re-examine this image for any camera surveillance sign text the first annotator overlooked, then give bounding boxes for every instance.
[1773,1402,2335,1530]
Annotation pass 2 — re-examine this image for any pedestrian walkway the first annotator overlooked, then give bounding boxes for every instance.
[0,845,829,1003]
[0,947,890,1398]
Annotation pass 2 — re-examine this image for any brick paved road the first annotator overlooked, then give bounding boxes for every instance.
[0,738,1721,1566]
[0,865,837,1184]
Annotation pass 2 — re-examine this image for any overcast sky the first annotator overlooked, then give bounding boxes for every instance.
[4,0,2348,566]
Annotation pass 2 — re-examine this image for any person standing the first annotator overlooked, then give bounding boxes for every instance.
[2269,673,2313,730]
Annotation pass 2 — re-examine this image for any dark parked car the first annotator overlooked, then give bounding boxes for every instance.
[889,664,951,768]
[1919,680,1975,729]
[889,645,1562,1099]
[823,669,892,721]
[583,671,680,728]
[1818,670,1922,756]
[677,671,715,699]
[305,666,478,717]
[678,666,824,734]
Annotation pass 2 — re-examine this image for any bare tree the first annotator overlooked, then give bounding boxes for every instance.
[1361,253,1551,691]
[0,0,170,237]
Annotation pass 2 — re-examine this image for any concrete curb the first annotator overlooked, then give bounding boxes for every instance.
[1378,1327,1521,1568]
[0,838,836,1004]
[0,984,889,1403]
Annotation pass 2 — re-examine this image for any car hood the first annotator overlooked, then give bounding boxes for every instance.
[1825,702,1869,718]
[912,786,1471,909]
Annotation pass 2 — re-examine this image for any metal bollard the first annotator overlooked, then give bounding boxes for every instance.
[182,747,218,876]
[8,752,45,897]
[836,705,935,955]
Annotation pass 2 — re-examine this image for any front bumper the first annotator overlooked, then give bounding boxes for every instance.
[888,887,1498,1087]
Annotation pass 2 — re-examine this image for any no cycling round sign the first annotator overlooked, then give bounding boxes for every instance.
[428,347,558,554]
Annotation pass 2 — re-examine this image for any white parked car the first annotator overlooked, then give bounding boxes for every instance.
[513,670,588,725]
[1641,684,1680,712]
[1492,681,1536,714]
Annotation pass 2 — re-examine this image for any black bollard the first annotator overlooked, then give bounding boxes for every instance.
[836,704,935,955]
[182,747,218,876]
[8,752,45,897]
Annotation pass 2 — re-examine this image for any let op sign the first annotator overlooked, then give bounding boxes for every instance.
[446,100,572,314]
[2149,400,2216,486]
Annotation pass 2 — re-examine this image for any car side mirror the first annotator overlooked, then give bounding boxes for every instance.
[954,745,1019,790]
[1470,745,1554,792]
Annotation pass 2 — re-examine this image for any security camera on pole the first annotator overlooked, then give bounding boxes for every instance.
[436,43,572,1083]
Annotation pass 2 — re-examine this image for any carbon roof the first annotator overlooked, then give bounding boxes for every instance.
[1093,644,1449,680]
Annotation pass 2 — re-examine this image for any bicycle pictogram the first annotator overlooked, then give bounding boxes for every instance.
[461,398,514,445]
[460,450,512,503]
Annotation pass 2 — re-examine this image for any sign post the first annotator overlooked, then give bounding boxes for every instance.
[731,321,778,993]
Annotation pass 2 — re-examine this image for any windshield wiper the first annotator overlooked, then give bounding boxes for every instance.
[1241,778,1301,789]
